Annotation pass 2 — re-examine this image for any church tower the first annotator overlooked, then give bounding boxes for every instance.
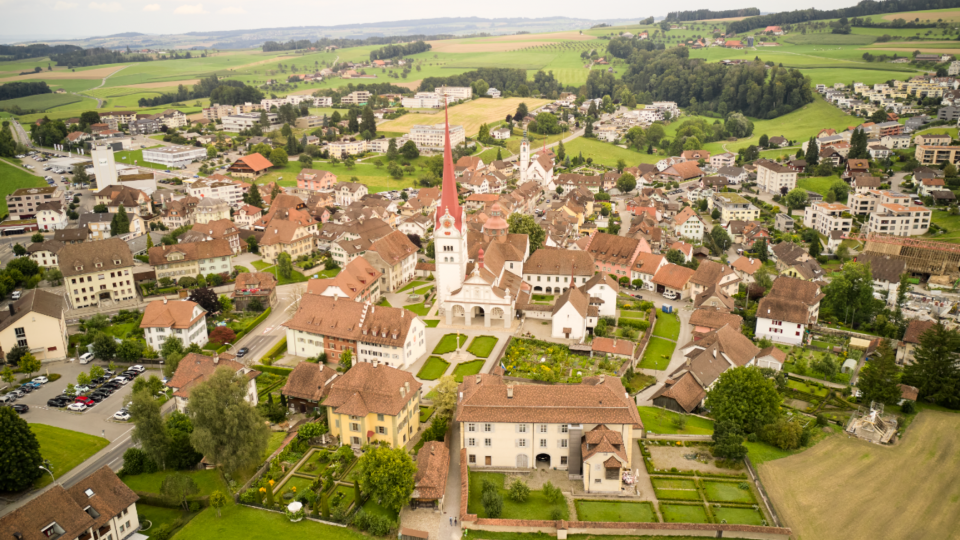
[519,127,530,184]
[435,101,468,308]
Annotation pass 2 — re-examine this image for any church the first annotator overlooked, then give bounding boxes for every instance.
[517,130,556,191]
[435,107,530,328]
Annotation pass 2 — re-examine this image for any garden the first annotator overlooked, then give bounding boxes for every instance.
[638,337,675,371]
[467,471,569,520]
[416,356,450,380]
[501,338,624,383]
[574,500,658,522]
[466,336,499,358]
[637,407,715,436]
[432,333,469,354]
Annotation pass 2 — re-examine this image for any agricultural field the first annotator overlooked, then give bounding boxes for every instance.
[761,411,960,540]
[377,97,551,136]
[0,92,85,112]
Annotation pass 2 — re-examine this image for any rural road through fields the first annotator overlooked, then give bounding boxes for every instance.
[77,65,129,108]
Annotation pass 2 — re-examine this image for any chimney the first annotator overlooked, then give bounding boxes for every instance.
[475,374,482,384]
[213,353,219,365]
[7,304,13,316]
[400,386,406,398]
[405,382,410,393]
[507,385,514,398]
[599,374,605,384]
[373,360,378,368]
[163,297,167,304]
[318,363,324,372]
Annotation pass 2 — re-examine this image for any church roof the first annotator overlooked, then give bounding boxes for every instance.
[436,103,464,232]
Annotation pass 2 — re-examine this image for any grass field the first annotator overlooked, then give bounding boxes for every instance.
[403,301,431,316]
[574,500,658,522]
[798,175,843,197]
[652,311,680,340]
[263,157,416,194]
[637,407,714,435]
[31,424,109,488]
[122,469,227,497]
[0,159,48,216]
[433,333,468,354]
[378,98,551,136]
[467,471,569,520]
[660,503,710,524]
[171,499,368,540]
[416,356,450,380]
[761,411,960,539]
[928,210,960,243]
[466,336,498,357]
[639,338,676,371]
[452,360,485,382]
[0,92,84,112]
[702,481,756,504]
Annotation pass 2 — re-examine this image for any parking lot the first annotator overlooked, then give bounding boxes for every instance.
[3,359,163,441]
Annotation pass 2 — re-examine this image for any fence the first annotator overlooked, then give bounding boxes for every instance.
[744,456,783,528]
[630,308,657,371]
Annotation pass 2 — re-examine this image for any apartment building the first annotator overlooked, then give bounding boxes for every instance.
[755,160,798,194]
[188,177,244,206]
[803,201,853,237]
[673,206,704,241]
[410,123,465,151]
[295,115,324,129]
[297,168,338,191]
[362,230,419,293]
[284,294,427,370]
[915,144,960,165]
[179,219,242,254]
[341,91,371,105]
[147,239,234,281]
[435,86,472,101]
[401,92,443,109]
[849,190,911,216]
[914,133,951,146]
[581,232,645,279]
[6,186,64,220]
[222,112,280,132]
[710,192,759,223]
[193,197,231,224]
[36,201,68,231]
[140,298,209,349]
[335,182,369,206]
[327,138,367,158]
[59,238,136,309]
[142,145,206,168]
[202,103,237,121]
[865,203,932,236]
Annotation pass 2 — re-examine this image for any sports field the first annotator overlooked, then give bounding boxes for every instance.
[377,97,551,136]
[761,411,960,540]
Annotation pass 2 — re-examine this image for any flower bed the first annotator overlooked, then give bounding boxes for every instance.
[502,338,618,383]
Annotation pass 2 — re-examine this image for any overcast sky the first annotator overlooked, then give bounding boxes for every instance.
[0,0,857,42]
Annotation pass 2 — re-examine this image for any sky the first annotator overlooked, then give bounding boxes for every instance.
[0,0,858,42]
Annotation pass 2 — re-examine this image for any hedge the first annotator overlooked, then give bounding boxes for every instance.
[233,307,272,342]
[260,337,287,366]
[253,364,294,376]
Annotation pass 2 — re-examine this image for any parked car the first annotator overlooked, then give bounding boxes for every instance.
[0,394,16,404]
[67,402,87,412]
[11,291,22,300]
[130,365,145,373]
[75,385,91,394]
[87,394,104,403]
[9,404,29,414]
[47,398,69,407]
[18,384,34,394]
[79,352,94,364]
[32,376,48,384]
[74,396,95,407]
[662,290,678,300]
[113,411,131,421]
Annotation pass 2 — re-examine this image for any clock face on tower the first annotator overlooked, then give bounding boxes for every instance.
[442,219,452,229]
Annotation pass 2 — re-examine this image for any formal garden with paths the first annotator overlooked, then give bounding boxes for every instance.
[501,337,626,384]
[414,334,496,382]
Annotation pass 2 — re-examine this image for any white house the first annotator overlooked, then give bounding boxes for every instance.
[672,207,704,241]
[755,277,823,345]
[166,352,258,413]
[583,273,619,318]
[140,298,209,349]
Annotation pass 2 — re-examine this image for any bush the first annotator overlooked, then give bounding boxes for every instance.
[760,418,804,450]
[122,447,158,475]
[542,481,564,503]
[240,488,260,504]
[746,433,757,442]
[508,478,530,502]
[816,413,827,426]
[901,401,916,414]
[177,276,197,288]
[368,514,395,536]
[47,373,61,382]
[151,524,173,540]
[482,488,503,518]
[550,508,564,521]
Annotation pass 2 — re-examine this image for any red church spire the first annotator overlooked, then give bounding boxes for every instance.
[436,98,463,232]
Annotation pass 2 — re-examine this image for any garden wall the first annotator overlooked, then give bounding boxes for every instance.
[811,324,896,345]
[744,456,783,529]
[630,308,657,371]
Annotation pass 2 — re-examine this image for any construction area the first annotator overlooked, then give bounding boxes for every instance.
[848,233,960,278]
[845,402,899,444]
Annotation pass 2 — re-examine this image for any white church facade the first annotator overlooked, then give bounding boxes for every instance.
[517,132,556,191]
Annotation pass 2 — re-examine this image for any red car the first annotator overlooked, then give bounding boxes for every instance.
[74,396,95,407]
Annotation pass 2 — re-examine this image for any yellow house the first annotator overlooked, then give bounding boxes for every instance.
[324,362,422,448]
[0,289,68,362]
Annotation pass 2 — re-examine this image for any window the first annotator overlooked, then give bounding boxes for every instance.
[539,439,547,448]
[539,425,547,433]
[484,423,492,432]
[561,456,568,465]
[595,478,602,483]
[467,438,476,447]
[518,439,527,447]
[376,426,387,435]
[484,438,492,447]
[561,425,568,433]
[469,454,476,464]
[560,439,568,448]
[377,414,384,421]
[350,423,360,432]
[518,424,527,433]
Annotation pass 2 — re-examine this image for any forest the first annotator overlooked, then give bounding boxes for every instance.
[49,47,155,67]
[137,75,264,107]
[262,34,462,52]
[420,68,572,99]
[369,41,431,61]
[666,8,759,21]
[0,44,83,61]
[0,81,51,101]
[727,0,960,33]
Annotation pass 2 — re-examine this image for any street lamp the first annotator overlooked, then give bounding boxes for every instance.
[39,466,56,485]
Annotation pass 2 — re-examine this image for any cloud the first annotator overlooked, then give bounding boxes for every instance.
[142,3,160,10]
[88,1,121,11]
[173,3,206,13]
[53,1,77,9]
[218,5,244,13]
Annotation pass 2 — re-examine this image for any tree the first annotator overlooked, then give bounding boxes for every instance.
[431,375,458,418]
[340,349,353,370]
[209,326,237,346]
[616,173,637,193]
[0,407,43,491]
[246,235,259,254]
[160,336,184,359]
[276,252,293,280]
[784,188,808,211]
[110,205,131,237]
[711,225,732,252]
[30,232,44,243]
[131,390,170,470]
[219,295,232,315]
[705,367,782,433]
[5,345,30,367]
[752,238,768,263]
[79,111,101,130]
[166,411,202,470]
[858,339,903,405]
[12,243,26,257]
[269,147,288,167]
[809,237,822,257]
[712,419,747,460]
[210,490,228,518]
[360,106,377,137]
[188,287,220,314]
[760,418,804,450]
[245,183,265,209]
[665,249,686,266]
[508,478,530,502]
[18,352,41,378]
[822,261,876,328]
[357,444,417,513]
[189,368,269,473]
[161,473,200,511]
[481,479,503,518]
[711,208,721,220]
[903,322,960,408]
[515,102,529,121]
[758,134,769,148]
[400,140,420,160]
[507,213,545,253]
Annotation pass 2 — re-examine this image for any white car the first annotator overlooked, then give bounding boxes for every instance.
[79,352,94,364]
[112,377,129,385]
[67,402,87,412]
[32,376,48,385]
[113,411,131,421]
[662,290,679,300]
[130,365,145,373]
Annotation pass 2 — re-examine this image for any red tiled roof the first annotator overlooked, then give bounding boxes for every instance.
[235,153,274,172]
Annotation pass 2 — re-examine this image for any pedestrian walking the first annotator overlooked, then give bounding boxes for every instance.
[449,518,453,526]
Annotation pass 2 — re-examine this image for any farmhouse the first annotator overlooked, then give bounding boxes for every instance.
[227,153,273,178]
[755,277,824,345]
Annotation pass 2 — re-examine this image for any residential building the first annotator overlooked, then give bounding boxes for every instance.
[855,252,906,304]
[142,145,206,168]
[307,256,382,303]
[232,271,277,311]
[223,112,280,132]
[865,202,931,236]
[915,144,960,165]
[402,92,443,109]
[0,467,140,540]
[259,219,317,265]
[227,153,274,178]
[413,441,450,510]
[362,230,421,293]
[583,272,619,318]
[755,160,798,194]
[410,123,465,151]
[297,169,338,191]
[179,219,242,254]
[188,177,244,207]
[652,263,696,299]
[281,362,338,414]
[27,240,64,269]
[54,228,88,244]
[322,362,422,447]
[717,166,748,184]
[147,239,234,281]
[435,86,472,101]
[140,298,209,349]
[755,277,824,345]
[36,201,68,230]
[710,152,736,168]
[59,238,136,309]
[915,133,952,147]
[899,320,936,365]
[710,192,759,223]
[581,233,647,280]
[630,252,667,293]
[6,186,64,220]
[192,197,230,225]
[234,204,263,229]
[774,213,794,232]
[673,206,704,241]
[335,182,369,206]
[341,91,371,105]
[78,212,114,241]
[918,177,948,197]
[0,289,68,362]
[294,115,324,129]
[327,138,368,158]
[522,247,596,293]
[456,373,641,493]
[803,201,853,237]
[688,260,739,299]
[166,352,259,413]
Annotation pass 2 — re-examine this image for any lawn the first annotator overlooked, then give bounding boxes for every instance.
[797,175,842,197]
[621,370,656,395]
[744,440,808,465]
[171,500,370,540]
[637,407,714,435]
[403,301,431,316]
[0,159,49,216]
[122,469,227,497]
[432,333,468,354]
[652,311,680,340]
[563,137,648,167]
[574,500,658,522]
[138,504,193,536]
[467,471,569,520]
[928,209,960,243]
[264,431,287,460]
[234,265,250,273]
[362,498,399,520]
[114,148,171,170]
[416,356,450,380]
[786,379,830,397]
[618,310,647,320]
[713,506,766,526]
[378,97,552,136]
[296,451,330,477]
[278,475,315,495]
[702,481,756,504]
[659,503,710,524]
[638,338,676,371]
[760,411,960,539]
[248,261,308,285]
[424,319,440,328]
[419,405,435,423]
[398,280,427,293]
[31,424,109,488]
[466,336,499,358]
[332,484,356,509]
[452,360,485,382]
[650,477,697,490]
[654,489,702,501]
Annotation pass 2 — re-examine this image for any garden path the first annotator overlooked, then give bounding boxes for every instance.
[789,372,846,389]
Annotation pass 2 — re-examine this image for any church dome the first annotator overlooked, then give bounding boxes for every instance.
[483,203,508,232]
